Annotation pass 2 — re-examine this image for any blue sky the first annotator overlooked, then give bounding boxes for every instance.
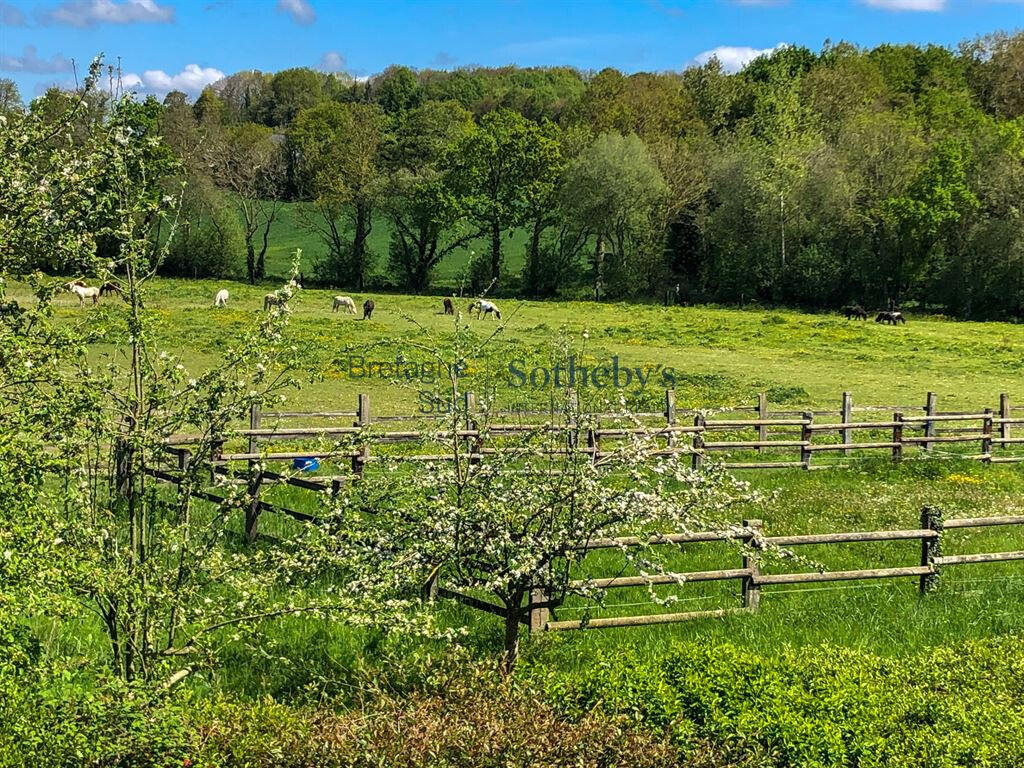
[0,0,1021,99]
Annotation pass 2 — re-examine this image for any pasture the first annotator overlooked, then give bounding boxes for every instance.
[15,276,1024,765]
[30,276,1024,413]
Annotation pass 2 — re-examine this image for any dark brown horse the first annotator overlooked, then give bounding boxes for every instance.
[443,297,454,315]
[362,299,375,320]
[842,304,867,320]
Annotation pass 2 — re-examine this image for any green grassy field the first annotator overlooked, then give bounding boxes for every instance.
[33,276,1024,415]
[17,275,1024,763]
[261,201,529,286]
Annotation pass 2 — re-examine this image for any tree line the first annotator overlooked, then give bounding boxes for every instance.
[4,32,1024,317]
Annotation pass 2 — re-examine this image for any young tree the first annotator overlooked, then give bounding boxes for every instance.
[383,100,475,291]
[290,101,388,288]
[561,133,670,298]
[265,67,325,126]
[0,78,22,115]
[214,122,286,282]
[449,109,561,288]
[330,319,761,673]
[1,60,428,689]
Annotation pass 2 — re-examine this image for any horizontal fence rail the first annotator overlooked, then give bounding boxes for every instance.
[521,507,1024,631]
[148,389,1024,542]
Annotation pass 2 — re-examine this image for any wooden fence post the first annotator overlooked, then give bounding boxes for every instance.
[567,391,579,452]
[923,392,936,452]
[587,427,599,463]
[892,412,903,463]
[423,565,440,602]
[529,586,549,632]
[665,389,676,449]
[982,408,993,463]
[692,414,705,470]
[757,392,767,451]
[999,394,1010,451]
[801,412,813,469]
[176,448,192,508]
[209,436,224,485]
[245,403,263,543]
[353,393,370,476]
[841,392,853,455]
[114,438,130,497]
[920,505,943,593]
[742,519,762,611]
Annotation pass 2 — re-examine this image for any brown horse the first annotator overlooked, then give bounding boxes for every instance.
[842,304,867,320]
[443,297,454,315]
[362,299,375,320]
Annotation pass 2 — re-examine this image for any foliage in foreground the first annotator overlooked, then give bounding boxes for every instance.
[0,661,678,768]
[543,635,1024,768]
[7,636,1024,766]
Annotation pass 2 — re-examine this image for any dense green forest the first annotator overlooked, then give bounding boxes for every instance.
[6,31,1024,316]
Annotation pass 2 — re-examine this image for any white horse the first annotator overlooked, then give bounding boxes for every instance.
[470,299,501,320]
[213,289,229,308]
[333,295,356,313]
[66,282,100,306]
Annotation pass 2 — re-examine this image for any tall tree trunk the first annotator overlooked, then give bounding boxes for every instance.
[503,599,523,675]
[256,219,272,280]
[353,202,370,291]
[490,217,502,286]
[246,241,256,285]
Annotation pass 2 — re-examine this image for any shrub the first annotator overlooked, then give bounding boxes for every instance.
[190,664,679,768]
[542,637,1024,767]
[161,175,244,279]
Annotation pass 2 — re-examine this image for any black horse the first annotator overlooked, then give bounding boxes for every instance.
[362,299,375,320]
[843,304,867,320]
[875,311,905,325]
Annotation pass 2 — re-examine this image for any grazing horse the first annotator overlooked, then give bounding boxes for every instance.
[875,311,906,325]
[843,304,867,320]
[443,297,454,315]
[333,295,356,313]
[99,281,121,297]
[66,282,100,306]
[264,293,281,311]
[362,299,375,320]
[469,299,501,320]
[214,289,229,307]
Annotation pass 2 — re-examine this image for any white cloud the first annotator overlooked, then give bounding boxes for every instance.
[694,42,787,73]
[40,0,174,26]
[861,0,946,10]
[276,0,315,25]
[122,63,224,95]
[0,1,26,25]
[319,51,345,72]
[0,45,73,74]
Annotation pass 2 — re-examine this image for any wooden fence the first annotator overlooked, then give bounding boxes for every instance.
[146,389,1024,633]
[150,389,1024,541]
[524,506,1024,631]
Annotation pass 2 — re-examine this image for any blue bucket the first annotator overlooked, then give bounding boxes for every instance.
[292,457,320,472]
